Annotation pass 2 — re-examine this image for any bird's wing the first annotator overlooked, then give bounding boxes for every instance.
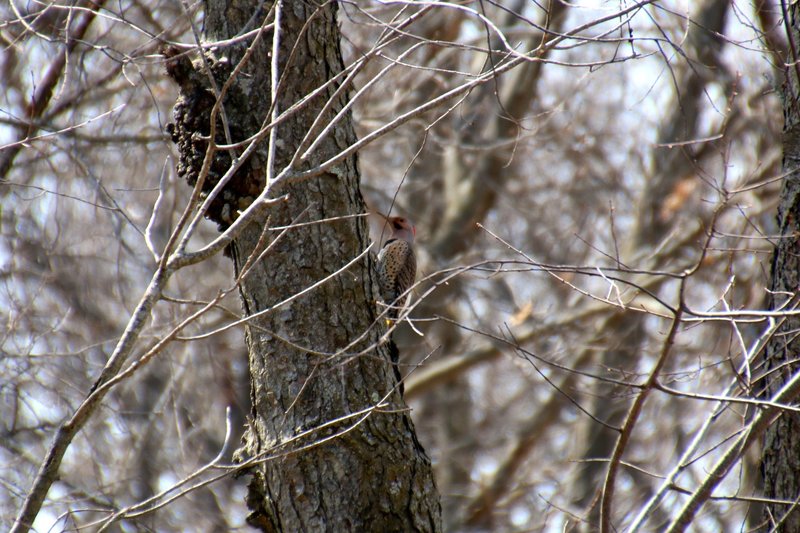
[378,240,416,302]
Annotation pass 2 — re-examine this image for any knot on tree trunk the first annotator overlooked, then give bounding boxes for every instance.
[163,45,263,229]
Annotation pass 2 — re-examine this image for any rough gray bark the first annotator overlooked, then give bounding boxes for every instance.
[167,1,441,531]
[761,4,800,530]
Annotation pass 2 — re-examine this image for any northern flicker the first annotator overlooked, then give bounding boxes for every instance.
[377,216,417,319]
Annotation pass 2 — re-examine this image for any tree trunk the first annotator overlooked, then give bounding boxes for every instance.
[761,4,800,530]
[168,1,441,531]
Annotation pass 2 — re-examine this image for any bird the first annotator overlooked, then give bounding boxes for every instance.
[376,215,417,319]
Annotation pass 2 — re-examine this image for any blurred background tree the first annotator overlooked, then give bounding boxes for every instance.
[1,0,794,531]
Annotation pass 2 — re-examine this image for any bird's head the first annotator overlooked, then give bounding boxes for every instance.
[388,216,416,243]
